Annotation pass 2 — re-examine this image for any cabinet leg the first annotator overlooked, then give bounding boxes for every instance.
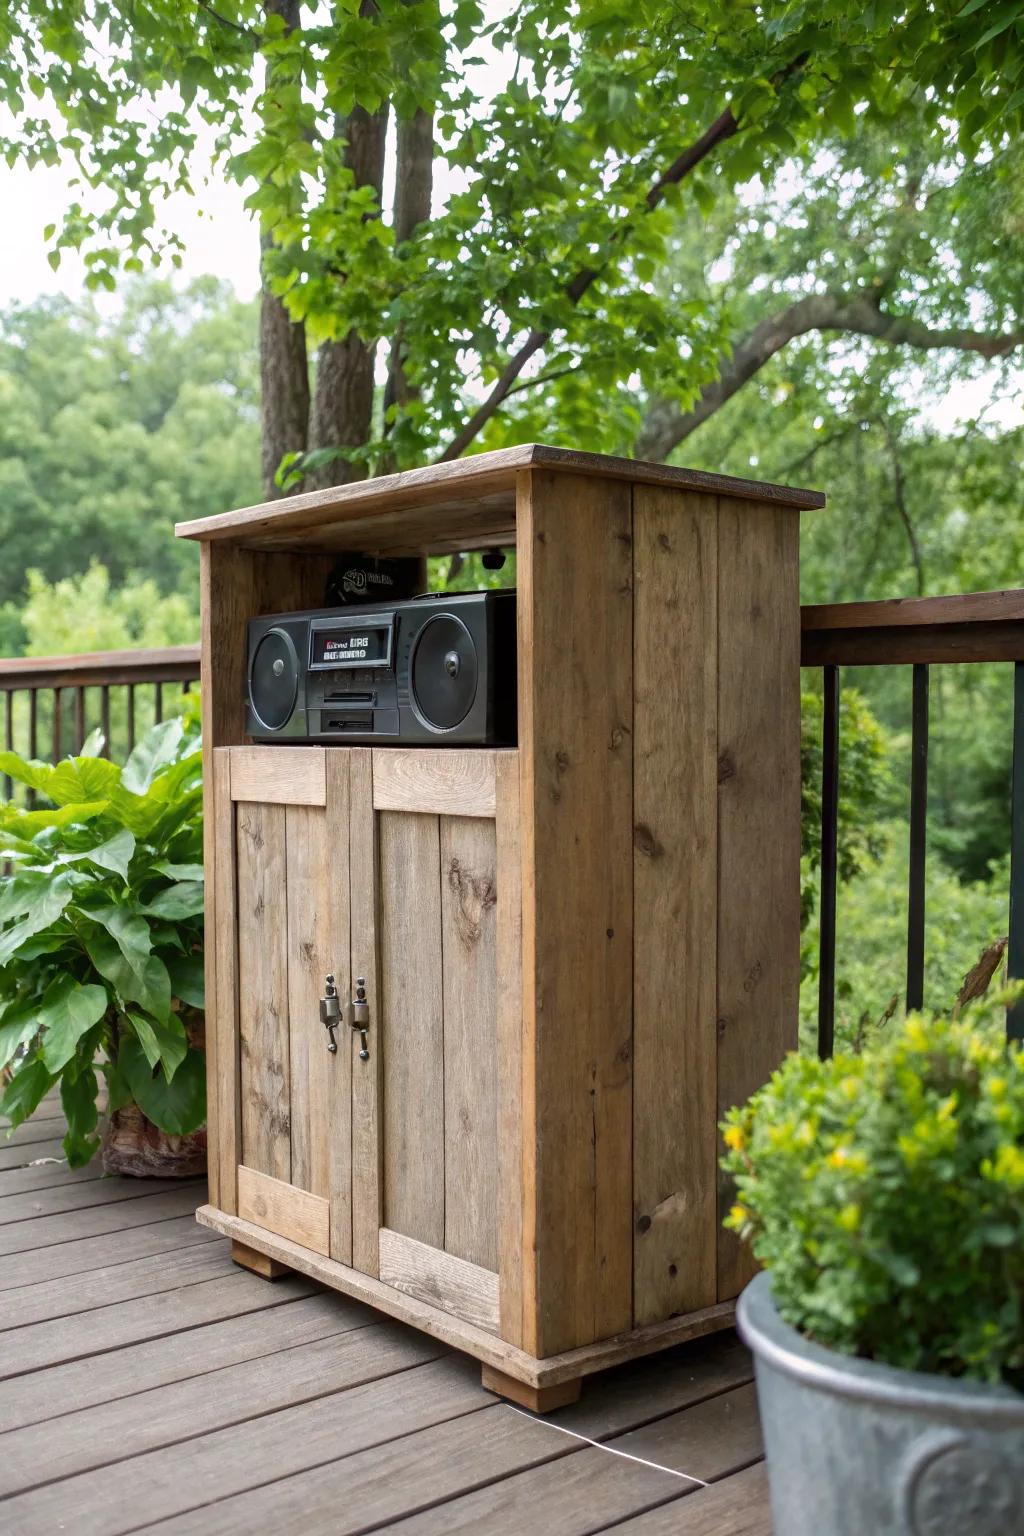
[231,1239,290,1280]
[481,1364,582,1413]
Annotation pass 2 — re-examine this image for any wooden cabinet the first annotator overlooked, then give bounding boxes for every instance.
[178,444,824,1410]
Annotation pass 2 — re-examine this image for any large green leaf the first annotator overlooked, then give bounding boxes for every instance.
[152,860,205,881]
[0,752,121,807]
[120,1037,206,1135]
[85,929,171,1021]
[0,802,109,838]
[127,1008,188,1081]
[84,903,153,968]
[0,873,74,967]
[34,828,136,883]
[0,1056,55,1132]
[0,999,44,1073]
[166,951,205,1008]
[39,976,109,1074]
[121,719,185,795]
[61,1064,100,1167]
[139,881,205,920]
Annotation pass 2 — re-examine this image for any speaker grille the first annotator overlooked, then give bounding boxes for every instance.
[250,628,299,731]
[409,614,478,732]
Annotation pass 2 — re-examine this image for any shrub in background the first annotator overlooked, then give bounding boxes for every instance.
[0,709,204,1166]
[722,1001,1024,1385]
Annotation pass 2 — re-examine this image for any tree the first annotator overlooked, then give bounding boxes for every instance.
[1,2,1022,498]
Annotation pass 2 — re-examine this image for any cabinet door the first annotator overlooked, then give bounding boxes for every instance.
[351,748,522,1340]
[214,746,353,1262]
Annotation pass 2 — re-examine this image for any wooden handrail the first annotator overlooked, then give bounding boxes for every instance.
[801,590,1024,666]
[0,645,200,691]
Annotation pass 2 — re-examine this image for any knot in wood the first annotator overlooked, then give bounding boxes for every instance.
[448,857,496,949]
[633,823,663,859]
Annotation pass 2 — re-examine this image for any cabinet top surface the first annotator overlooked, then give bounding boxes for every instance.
[175,443,825,551]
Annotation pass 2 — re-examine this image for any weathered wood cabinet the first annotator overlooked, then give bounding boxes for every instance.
[177,444,823,1409]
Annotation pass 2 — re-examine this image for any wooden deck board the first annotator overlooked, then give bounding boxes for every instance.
[0,1105,772,1534]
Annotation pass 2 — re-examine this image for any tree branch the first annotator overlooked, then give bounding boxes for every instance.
[636,293,1024,462]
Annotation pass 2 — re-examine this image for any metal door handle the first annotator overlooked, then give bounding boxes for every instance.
[349,976,370,1061]
[319,974,342,1054]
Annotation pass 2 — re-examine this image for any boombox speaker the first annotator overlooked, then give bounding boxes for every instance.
[246,589,516,746]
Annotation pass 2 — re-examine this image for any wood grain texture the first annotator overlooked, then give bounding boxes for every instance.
[803,586,1024,630]
[606,1463,770,1535]
[801,619,1024,667]
[284,801,331,1199]
[495,751,524,1347]
[379,808,445,1250]
[441,813,499,1272]
[632,486,718,1324]
[230,747,326,807]
[517,468,634,1356]
[176,442,824,546]
[716,497,801,1300]
[211,749,240,1213]
[230,1239,290,1279]
[325,749,354,1265]
[372,748,498,817]
[235,801,291,1183]
[379,1227,500,1334]
[0,1215,215,1293]
[480,1365,581,1412]
[349,749,382,1276]
[197,1205,735,1387]
[0,1186,204,1258]
[237,1167,330,1255]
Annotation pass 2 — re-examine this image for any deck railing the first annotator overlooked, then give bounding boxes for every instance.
[802,590,1024,1054]
[0,645,200,803]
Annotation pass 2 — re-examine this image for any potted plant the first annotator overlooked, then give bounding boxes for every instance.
[0,711,206,1176]
[722,1003,1024,1536]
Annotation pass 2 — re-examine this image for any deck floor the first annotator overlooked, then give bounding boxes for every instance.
[0,1099,771,1535]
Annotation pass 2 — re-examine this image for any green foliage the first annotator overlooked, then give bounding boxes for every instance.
[800,688,889,944]
[0,279,258,622]
[0,717,205,1165]
[722,1004,1024,1383]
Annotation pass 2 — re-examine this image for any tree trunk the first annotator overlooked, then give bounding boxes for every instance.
[380,106,434,470]
[307,82,389,490]
[259,0,309,499]
[103,1103,208,1178]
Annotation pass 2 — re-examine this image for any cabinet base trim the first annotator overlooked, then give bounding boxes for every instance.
[379,1227,500,1335]
[196,1203,735,1389]
[237,1166,330,1256]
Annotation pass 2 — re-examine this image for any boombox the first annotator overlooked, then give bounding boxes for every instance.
[246,590,516,746]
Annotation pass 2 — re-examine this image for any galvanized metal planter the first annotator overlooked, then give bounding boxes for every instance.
[737,1272,1024,1536]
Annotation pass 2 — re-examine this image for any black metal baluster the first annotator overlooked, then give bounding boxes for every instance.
[127,684,136,753]
[101,686,111,757]
[75,686,86,753]
[3,689,12,802]
[906,663,929,1013]
[1007,661,1024,1043]
[154,681,163,723]
[28,689,38,808]
[818,665,840,1058]
[52,688,62,765]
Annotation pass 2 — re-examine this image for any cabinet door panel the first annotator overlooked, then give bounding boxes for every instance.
[219,747,351,1261]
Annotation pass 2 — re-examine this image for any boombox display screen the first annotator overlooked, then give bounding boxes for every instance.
[310,619,392,669]
[246,590,516,748]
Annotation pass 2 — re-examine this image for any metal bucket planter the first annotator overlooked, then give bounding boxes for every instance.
[737,1272,1024,1536]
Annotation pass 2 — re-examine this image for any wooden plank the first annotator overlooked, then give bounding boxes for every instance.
[0,1185,205,1258]
[197,1206,735,1389]
[349,748,382,1275]
[0,645,199,691]
[379,1227,500,1334]
[716,498,801,1300]
[801,619,1024,666]
[441,813,499,1271]
[0,1160,105,1195]
[517,467,634,1356]
[0,1173,189,1228]
[0,1244,228,1331]
[284,800,331,1199]
[123,1334,753,1536]
[230,746,326,807]
[607,1463,770,1535]
[0,1291,358,1434]
[632,486,718,1324]
[803,587,1024,631]
[2,1115,67,1146]
[385,1384,761,1536]
[175,443,823,546]
[237,1166,330,1255]
[0,1137,67,1171]
[4,1356,488,1536]
[325,749,354,1264]
[372,748,498,817]
[0,1269,315,1382]
[208,749,235,1211]
[0,1214,216,1292]
[0,1320,427,1499]
[379,808,445,1250]
[495,751,524,1346]
[235,800,291,1182]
